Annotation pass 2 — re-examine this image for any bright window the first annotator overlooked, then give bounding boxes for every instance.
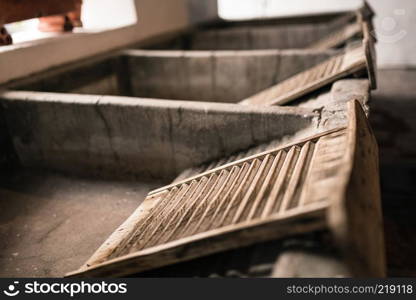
[4,0,137,44]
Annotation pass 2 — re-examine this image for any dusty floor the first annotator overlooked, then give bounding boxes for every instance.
[0,170,161,277]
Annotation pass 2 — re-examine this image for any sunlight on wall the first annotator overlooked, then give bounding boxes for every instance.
[81,0,137,30]
[218,0,363,20]
[4,0,138,44]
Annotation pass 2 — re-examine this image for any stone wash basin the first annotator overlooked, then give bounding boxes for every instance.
[0,79,322,277]
[0,75,371,277]
[9,49,338,103]
[142,13,356,51]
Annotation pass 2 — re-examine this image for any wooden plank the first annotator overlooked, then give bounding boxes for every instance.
[358,0,375,21]
[363,21,377,89]
[0,0,78,25]
[81,188,169,268]
[240,43,375,106]
[67,100,385,277]
[308,22,362,50]
[67,203,328,278]
[150,127,345,195]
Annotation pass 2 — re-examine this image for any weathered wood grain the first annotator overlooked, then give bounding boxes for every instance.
[328,100,386,277]
[74,128,344,272]
[68,204,328,277]
[240,43,375,106]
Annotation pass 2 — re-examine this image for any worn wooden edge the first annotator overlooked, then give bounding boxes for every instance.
[66,202,329,278]
[356,0,376,42]
[68,102,384,278]
[81,191,164,269]
[308,22,362,50]
[362,22,377,90]
[359,16,377,43]
[75,127,346,271]
[270,46,368,106]
[150,127,346,196]
[239,43,369,107]
[359,0,376,20]
[328,100,386,277]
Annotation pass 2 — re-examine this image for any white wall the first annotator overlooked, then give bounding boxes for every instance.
[82,0,137,30]
[368,0,416,67]
[219,0,416,68]
[218,0,362,19]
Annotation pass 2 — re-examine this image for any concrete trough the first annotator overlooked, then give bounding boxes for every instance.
[0,76,371,184]
[142,13,354,51]
[0,78,371,278]
[0,77,373,278]
[9,49,339,103]
[0,91,319,182]
[0,11,373,275]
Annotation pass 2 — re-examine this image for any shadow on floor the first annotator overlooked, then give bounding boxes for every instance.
[370,69,416,277]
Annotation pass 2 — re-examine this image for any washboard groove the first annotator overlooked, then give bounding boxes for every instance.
[105,128,346,260]
[309,22,362,50]
[240,43,373,106]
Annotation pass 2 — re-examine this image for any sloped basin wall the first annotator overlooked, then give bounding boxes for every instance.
[143,15,348,51]
[10,50,338,104]
[0,92,318,181]
[124,49,338,102]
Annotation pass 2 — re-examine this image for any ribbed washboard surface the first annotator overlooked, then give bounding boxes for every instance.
[240,43,371,106]
[69,126,348,277]
[118,129,346,254]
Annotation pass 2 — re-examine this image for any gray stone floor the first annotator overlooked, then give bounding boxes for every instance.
[0,170,160,277]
